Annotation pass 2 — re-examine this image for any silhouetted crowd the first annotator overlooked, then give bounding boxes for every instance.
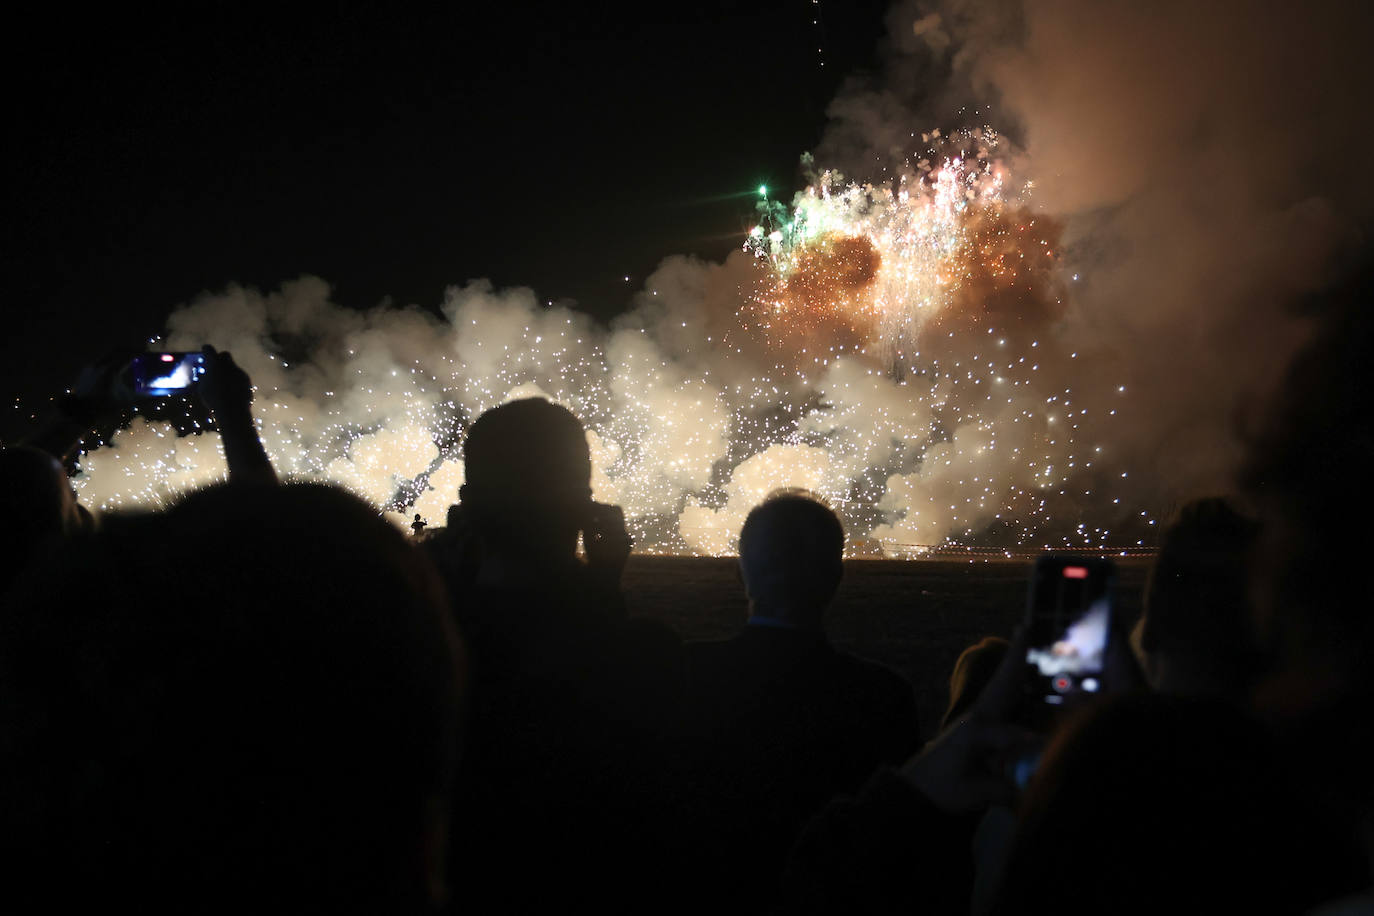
[2,263,1373,914]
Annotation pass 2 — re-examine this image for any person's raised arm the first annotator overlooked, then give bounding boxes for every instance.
[198,346,277,485]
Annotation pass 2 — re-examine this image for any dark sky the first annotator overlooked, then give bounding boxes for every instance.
[3,1,890,432]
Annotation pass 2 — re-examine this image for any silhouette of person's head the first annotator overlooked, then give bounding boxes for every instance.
[1132,497,1260,700]
[459,397,592,566]
[1,482,466,911]
[941,636,1010,731]
[0,445,86,592]
[738,492,843,628]
[1240,257,1374,830]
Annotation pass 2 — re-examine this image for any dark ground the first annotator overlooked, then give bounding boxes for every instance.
[621,556,1151,740]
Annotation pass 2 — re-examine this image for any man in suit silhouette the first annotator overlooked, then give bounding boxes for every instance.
[680,492,919,909]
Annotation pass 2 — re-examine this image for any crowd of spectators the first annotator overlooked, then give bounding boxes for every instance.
[2,261,1372,913]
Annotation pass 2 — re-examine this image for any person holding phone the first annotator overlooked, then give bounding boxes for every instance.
[195,346,277,485]
[2,344,273,592]
[781,557,1355,914]
[21,344,275,485]
[429,397,630,605]
[423,397,682,914]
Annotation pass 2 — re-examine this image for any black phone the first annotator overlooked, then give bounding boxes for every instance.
[128,352,206,397]
[1002,556,1117,790]
[1023,555,1115,711]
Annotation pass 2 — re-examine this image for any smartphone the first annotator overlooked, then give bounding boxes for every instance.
[1023,555,1115,710]
[128,352,206,397]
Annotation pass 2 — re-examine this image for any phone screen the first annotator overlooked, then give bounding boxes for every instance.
[129,352,206,397]
[1024,556,1115,707]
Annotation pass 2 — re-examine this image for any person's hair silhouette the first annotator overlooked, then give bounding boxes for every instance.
[738,491,844,628]
[940,635,1011,731]
[459,397,593,568]
[1132,496,1260,700]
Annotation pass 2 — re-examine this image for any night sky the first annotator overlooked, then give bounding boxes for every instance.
[3,2,889,436]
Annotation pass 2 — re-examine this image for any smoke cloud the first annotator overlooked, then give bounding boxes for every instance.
[821,0,1372,499]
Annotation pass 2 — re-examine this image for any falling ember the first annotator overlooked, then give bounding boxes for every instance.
[71,129,1148,555]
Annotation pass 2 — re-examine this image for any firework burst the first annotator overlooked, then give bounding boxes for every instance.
[71,130,1150,555]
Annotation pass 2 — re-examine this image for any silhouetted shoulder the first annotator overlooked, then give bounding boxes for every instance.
[622,615,685,656]
[826,645,921,752]
[687,627,918,747]
[839,646,919,704]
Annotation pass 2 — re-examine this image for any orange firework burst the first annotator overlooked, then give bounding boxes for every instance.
[752,233,882,351]
[744,129,1064,370]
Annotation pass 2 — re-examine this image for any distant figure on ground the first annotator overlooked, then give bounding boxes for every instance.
[1131,496,1261,702]
[422,397,682,913]
[411,513,427,536]
[679,492,919,910]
